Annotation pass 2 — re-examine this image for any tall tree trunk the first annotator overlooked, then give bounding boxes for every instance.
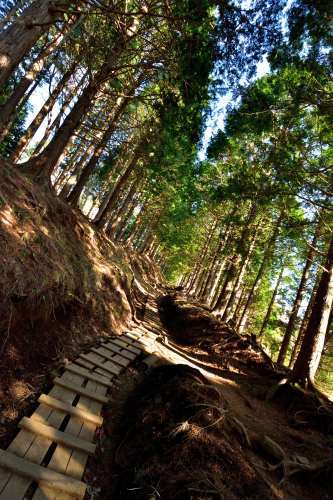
[18,13,143,184]
[237,212,283,332]
[292,234,333,386]
[11,62,76,162]
[223,226,258,322]
[113,180,141,239]
[0,21,75,139]
[0,0,76,91]
[67,76,143,205]
[188,220,217,293]
[259,255,286,337]
[277,226,320,365]
[94,147,142,229]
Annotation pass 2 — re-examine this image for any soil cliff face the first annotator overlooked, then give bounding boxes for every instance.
[0,161,158,446]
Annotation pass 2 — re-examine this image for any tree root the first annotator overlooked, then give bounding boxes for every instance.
[255,434,333,483]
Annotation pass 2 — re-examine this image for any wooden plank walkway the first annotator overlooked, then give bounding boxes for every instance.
[0,327,153,500]
[0,284,166,500]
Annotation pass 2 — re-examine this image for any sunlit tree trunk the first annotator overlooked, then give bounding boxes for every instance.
[259,256,286,337]
[11,62,76,162]
[19,14,142,184]
[292,234,333,386]
[277,226,320,365]
[0,20,77,139]
[0,0,79,91]
[224,227,258,322]
[237,212,283,333]
[94,146,143,230]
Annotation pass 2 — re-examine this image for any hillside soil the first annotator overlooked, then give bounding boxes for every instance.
[0,162,157,448]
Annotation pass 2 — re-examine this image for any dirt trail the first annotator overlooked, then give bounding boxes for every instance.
[88,293,333,500]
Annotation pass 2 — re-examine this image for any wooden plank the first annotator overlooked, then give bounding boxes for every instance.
[102,342,136,360]
[65,364,112,387]
[112,338,141,354]
[64,381,104,480]
[91,347,130,368]
[19,417,96,455]
[53,378,108,404]
[79,353,121,375]
[38,381,100,487]
[73,357,95,370]
[0,372,81,497]
[0,449,86,499]
[38,395,103,426]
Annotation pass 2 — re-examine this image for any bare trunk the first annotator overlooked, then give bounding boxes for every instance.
[237,212,283,331]
[224,227,258,322]
[0,22,75,139]
[67,86,141,205]
[277,227,319,365]
[95,148,142,229]
[17,12,143,184]
[259,257,286,337]
[0,0,75,91]
[292,234,333,386]
[11,62,76,162]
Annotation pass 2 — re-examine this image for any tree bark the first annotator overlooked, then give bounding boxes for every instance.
[277,226,320,365]
[67,74,144,205]
[292,234,333,386]
[11,62,76,162]
[0,0,77,92]
[0,22,74,139]
[18,13,143,184]
[223,226,258,322]
[236,212,283,332]
[259,256,286,337]
[94,146,142,229]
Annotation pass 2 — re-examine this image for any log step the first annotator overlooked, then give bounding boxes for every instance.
[38,394,103,426]
[0,449,86,499]
[19,417,96,455]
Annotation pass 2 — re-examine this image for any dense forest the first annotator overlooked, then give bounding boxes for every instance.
[0,0,332,498]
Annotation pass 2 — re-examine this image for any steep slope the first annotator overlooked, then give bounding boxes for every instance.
[0,160,160,447]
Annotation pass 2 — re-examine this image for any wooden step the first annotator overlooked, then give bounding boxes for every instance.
[79,354,120,375]
[112,339,141,354]
[102,342,136,360]
[65,363,113,387]
[19,417,96,455]
[38,394,103,426]
[91,347,130,368]
[0,449,86,499]
[53,378,109,404]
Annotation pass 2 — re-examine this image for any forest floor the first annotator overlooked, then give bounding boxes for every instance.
[86,293,333,500]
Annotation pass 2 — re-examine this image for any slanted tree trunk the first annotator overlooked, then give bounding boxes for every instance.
[277,226,320,365]
[94,146,143,230]
[0,0,77,91]
[223,226,258,322]
[187,220,217,293]
[237,212,283,333]
[0,20,76,139]
[19,14,142,184]
[259,256,286,337]
[291,234,333,386]
[67,75,144,205]
[11,62,77,162]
